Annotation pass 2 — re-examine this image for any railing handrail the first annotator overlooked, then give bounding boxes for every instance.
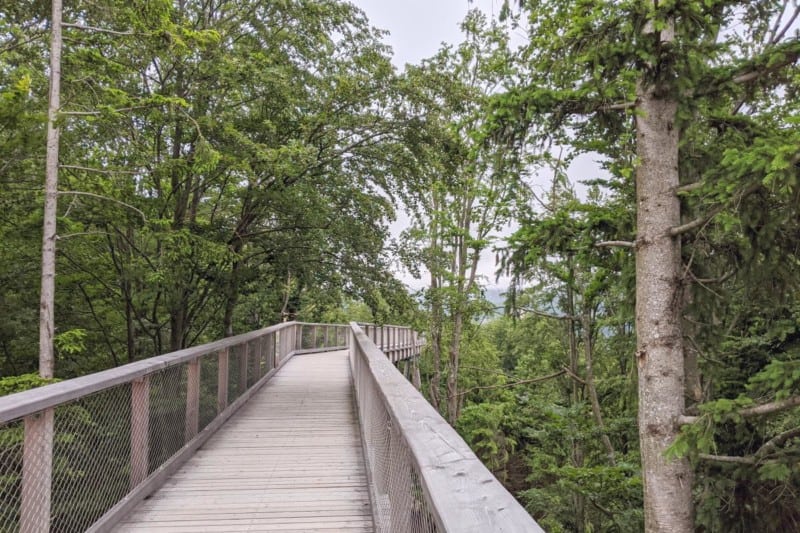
[350,322,543,532]
[0,321,341,424]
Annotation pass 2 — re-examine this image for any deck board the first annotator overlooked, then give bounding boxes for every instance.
[115,350,374,532]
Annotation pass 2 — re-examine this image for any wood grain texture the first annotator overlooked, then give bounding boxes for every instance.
[114,350,374,533]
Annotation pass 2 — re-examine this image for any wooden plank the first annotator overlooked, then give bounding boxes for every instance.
[114,350,373,532]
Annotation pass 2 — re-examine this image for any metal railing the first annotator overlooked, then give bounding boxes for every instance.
[360,323,423,363]
[350,322,544,533]
[0,322,347,533]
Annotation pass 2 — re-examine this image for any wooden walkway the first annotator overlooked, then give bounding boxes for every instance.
[115,350,374,532]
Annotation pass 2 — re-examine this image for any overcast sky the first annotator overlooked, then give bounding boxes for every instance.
[350,0,506,67]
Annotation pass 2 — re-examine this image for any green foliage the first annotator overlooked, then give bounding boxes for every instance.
[0,374,59,396]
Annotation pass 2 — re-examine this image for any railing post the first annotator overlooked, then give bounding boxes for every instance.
[239,343,249,392]
[267,332,275,371]
[218,348,229,413]
[324,325,330,347]
[185,358,200,442]
[20,408,54,533]
[130,376,150,489]
[295,325,303,351]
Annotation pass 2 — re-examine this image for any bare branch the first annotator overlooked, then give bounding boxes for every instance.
[698,453,756,465]
[670,207,722,237]
[61,105,151,116]
[60,164,138,175]
[756,426,800,457]
[679,395,800,425]
[595,240,635,248]
[600,101,635,111]
[519,307,576,321]
[676,182,703,194]
[57,191,146,221]
[61,22,136,36]
[562,365,587,386]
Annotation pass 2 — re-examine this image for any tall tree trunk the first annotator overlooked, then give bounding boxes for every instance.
[39,0,63,379]
[635,80,693,531]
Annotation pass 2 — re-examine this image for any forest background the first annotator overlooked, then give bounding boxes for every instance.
[1,1,799,531]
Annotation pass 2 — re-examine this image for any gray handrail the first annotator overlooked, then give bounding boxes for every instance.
[350,322,544,532]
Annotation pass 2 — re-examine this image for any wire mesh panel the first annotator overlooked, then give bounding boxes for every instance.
[0,419,23,532]
[148,365,187,475]
[199,355,218,431]
[227,345,243,403]
[50,384,131,532]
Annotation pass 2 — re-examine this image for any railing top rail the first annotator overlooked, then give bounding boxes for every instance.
[350,322,543,532]
[0,321,344,424]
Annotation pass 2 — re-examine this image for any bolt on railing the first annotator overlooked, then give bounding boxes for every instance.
[350,322,544,533]
[0,322,348,533]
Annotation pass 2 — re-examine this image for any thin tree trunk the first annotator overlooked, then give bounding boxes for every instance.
[564,271,585,533]
[39,0,63,379]
[582,308,616,465]
[635,78,693,531]
[446,309,463,425]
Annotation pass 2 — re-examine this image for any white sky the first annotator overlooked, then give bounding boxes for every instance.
[350,0,507,67]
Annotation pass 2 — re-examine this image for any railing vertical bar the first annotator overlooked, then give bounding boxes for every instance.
[130,376,150,488]
[267,332,275,371]
[20,408,53,533]
[217,348,229,413]
[185,358,200,442]
[239,342,249,392]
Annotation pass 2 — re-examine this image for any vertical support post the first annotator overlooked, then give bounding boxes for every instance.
[239,342,249,392]
[185,358,200,442]
[267,332,275,371]
[295,325,303,351]
[324,325,330,348]
[218,348,229,413]
[313,325,319,349]
[130,376,150,489]
[20,408,54,533]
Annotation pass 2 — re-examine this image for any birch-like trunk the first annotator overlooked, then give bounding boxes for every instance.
[39,0,63,379]
[635,82,693,531]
